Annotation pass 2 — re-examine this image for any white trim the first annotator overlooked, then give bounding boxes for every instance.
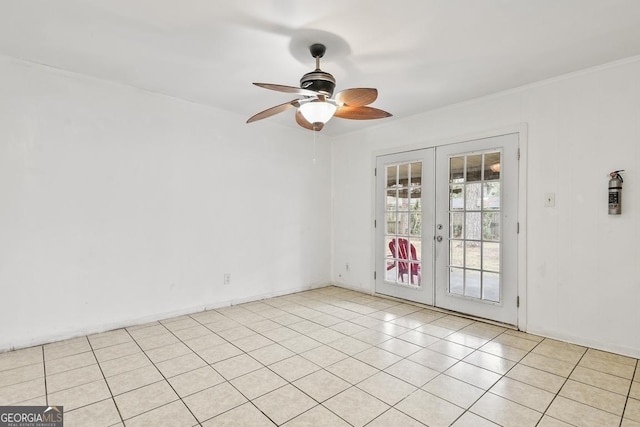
[516,123,528,332]
[527,326,639,360]
[330,139,336,284]
[372,125,526,157]
[370,152,379,294]
[329,281,376,296]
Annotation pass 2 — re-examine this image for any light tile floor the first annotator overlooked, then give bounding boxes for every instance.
[1,286,639,426]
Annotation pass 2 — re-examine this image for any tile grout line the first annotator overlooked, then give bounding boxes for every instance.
[532,342,588,426]
[185,304,395,426]
[618,360,638,427]
[236,299,492,425]
[169,291,624,425]
[347,309,511,425]
[122,324,206,426]
[371,326,546,425]
[186,306,358,426]
[551,348,637,424]
[41,346,48,407]
[502,335,557,417]
[86,336,126,426]
[255,302,475,425]
[439,328,520,426]
[161,314,279,426]
[5,287,638,426]
[167,310,351,425]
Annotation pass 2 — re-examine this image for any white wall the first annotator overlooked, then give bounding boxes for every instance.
[331,57,640,358]
[0,56,332,351]
[2,52,639,359]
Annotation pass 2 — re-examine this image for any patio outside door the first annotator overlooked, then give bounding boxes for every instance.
[376,133,519,325]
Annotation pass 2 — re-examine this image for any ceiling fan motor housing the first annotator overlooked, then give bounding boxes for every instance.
[300,70,336,96]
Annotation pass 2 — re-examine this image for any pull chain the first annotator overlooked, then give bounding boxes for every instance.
[313,128,317,165]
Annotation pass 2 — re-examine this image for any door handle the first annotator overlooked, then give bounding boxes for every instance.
[436,236,443,242]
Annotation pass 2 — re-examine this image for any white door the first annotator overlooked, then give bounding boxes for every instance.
[376,133,519,325]
[434,134,519,324]
[375,149,435,305]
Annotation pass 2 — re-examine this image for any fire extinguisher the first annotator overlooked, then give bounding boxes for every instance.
[608,170,624,215]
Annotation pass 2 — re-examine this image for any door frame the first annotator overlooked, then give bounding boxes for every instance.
[371,124,528,331]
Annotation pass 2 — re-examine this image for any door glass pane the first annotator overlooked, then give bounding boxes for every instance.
[483,272,500,302]
[450,185,464,210]
[447,150,503,303]
[465,242,481,269]
[450,157,464,182]
[386,189,397,209]
[484,152,501,180]
[387,165,398,187]
[466,154,482,182]
[384,161,423,288]
[410,187,422,201]
[398,270,410,285]
[386,210,397,234]
[450,212,464,238]
[465,270,482,298]
[483,242,500,272]
[397,213,409,234]
[450,241,463,267]
[410,238,422,265]
[465,212,481,240]
[483,212,500,241]
[483,183,501,210]
[397,194,410,211]
[410,162,422,186]
[466,183,482,210]
[398,164,409,187]
[410,213,421,237]
[450,268,464,295]
[385,237,398,282]
[385,237,396,258]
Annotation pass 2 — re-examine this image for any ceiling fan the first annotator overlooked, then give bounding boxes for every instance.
[246,43,392,131]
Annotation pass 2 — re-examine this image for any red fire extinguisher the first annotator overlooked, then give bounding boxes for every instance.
[608,170,624,215]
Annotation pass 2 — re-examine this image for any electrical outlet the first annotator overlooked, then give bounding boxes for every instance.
[223,273,231,285]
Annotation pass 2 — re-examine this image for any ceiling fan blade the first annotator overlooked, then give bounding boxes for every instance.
[246,100,300,123]
[253,83,320,97]
[295,110,324,131]
[334,105,392,120]
[334,88,378,106]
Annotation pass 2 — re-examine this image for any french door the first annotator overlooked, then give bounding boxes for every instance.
[375,134,519,325]
[375,149,435,305]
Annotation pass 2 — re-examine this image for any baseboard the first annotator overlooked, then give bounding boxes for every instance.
[526,326,640,360]
[0,282,332,353]
[329,281,375,295]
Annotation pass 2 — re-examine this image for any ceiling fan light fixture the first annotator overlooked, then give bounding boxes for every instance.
[299,100,337,125]
[247,42,391,130]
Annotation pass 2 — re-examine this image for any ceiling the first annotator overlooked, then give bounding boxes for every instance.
[2,0,640,136]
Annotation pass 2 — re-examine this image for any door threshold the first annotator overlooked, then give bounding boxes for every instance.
[373,291,518,331]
